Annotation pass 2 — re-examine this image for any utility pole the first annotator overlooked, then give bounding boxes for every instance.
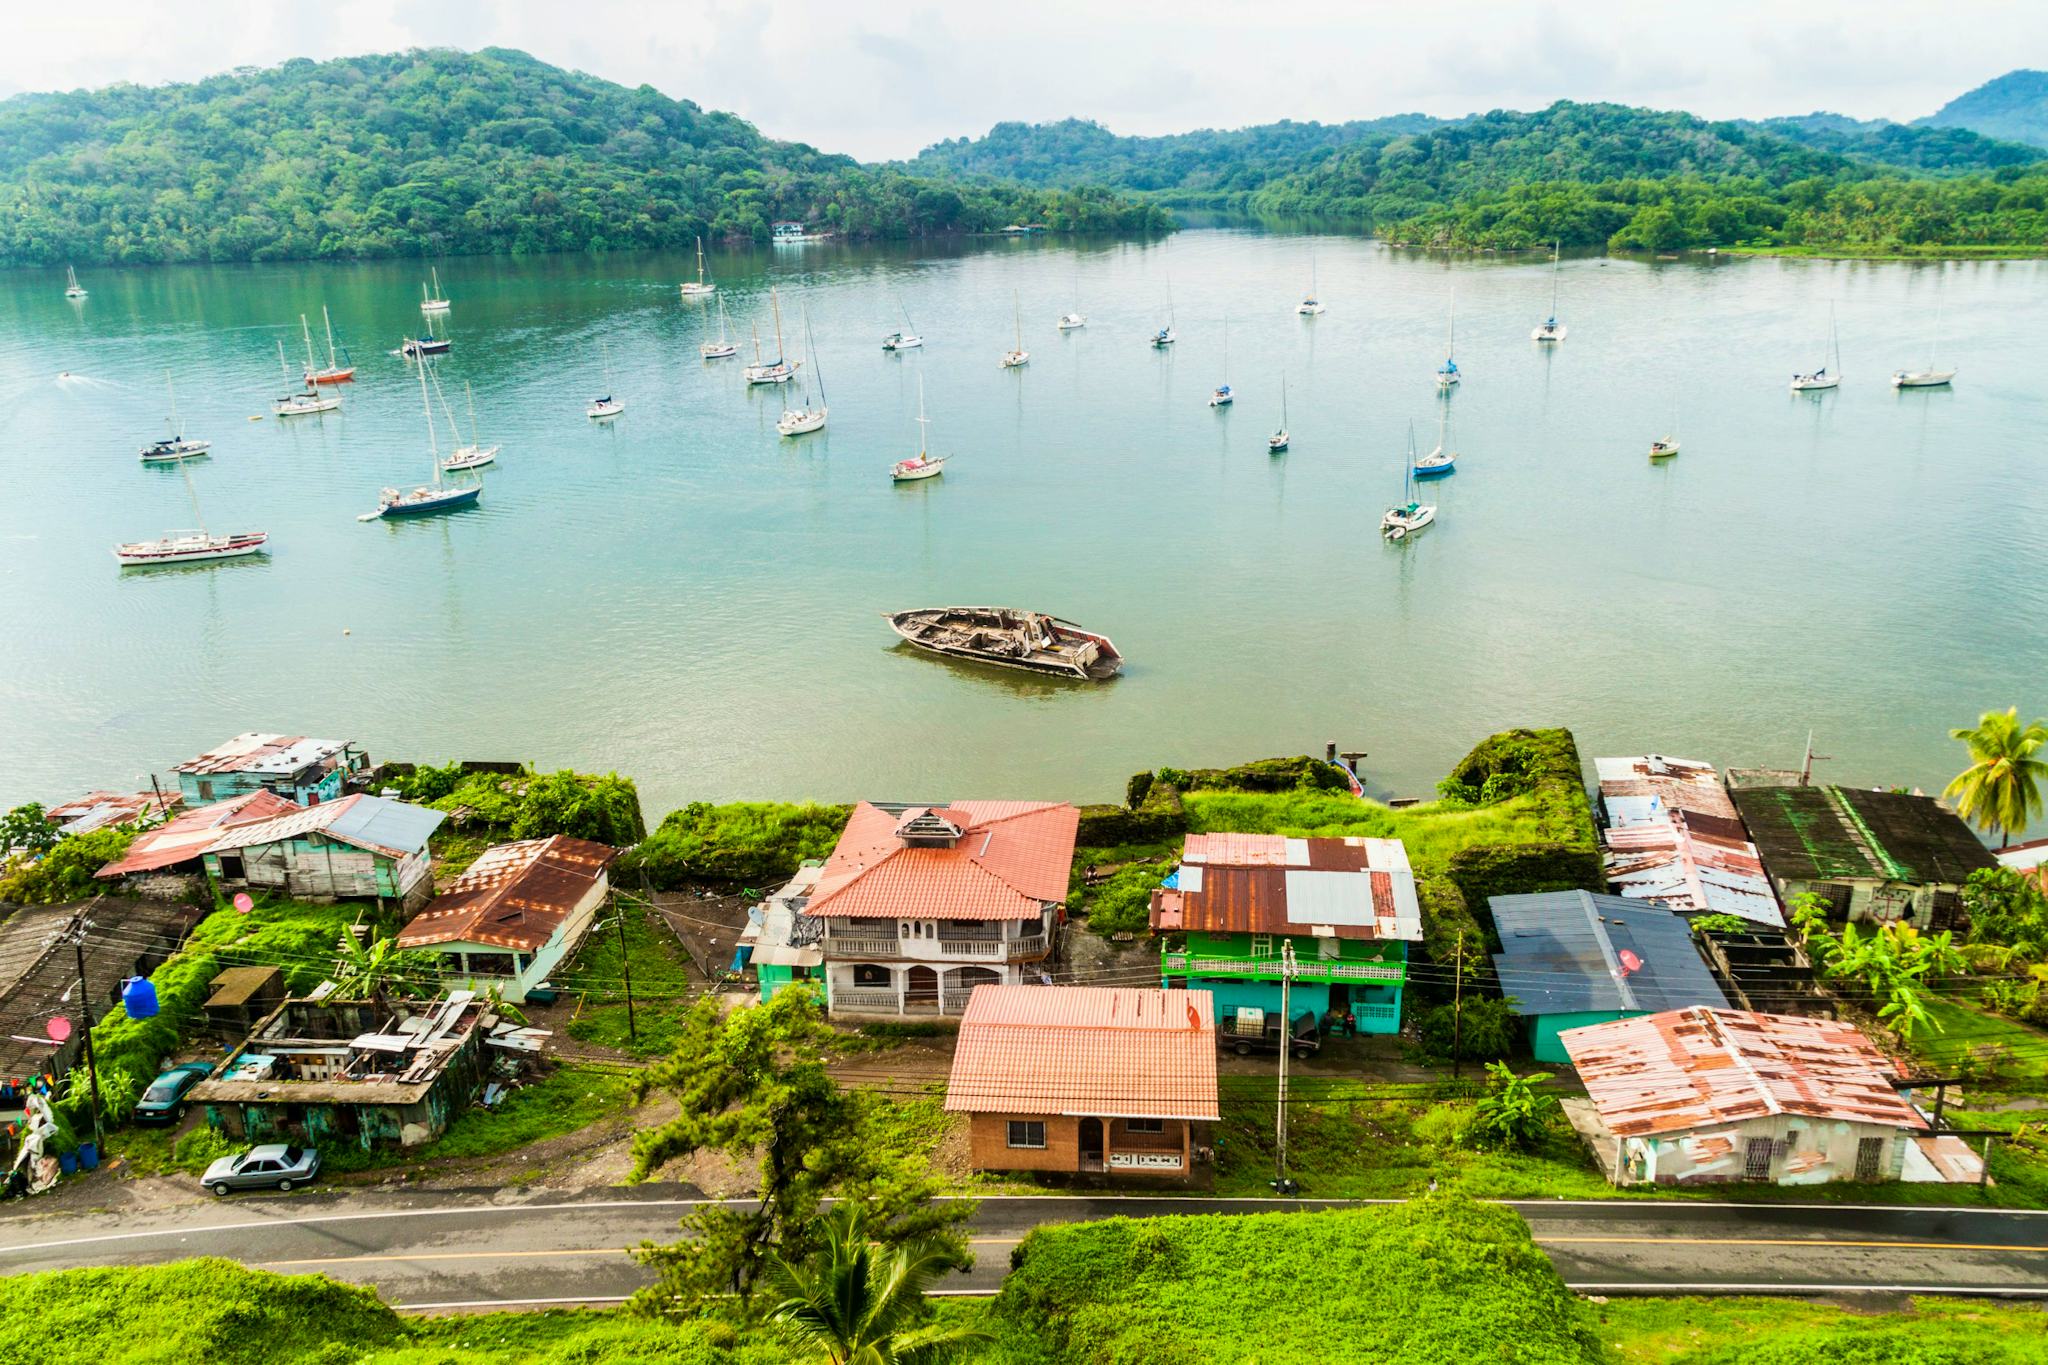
[1799,731,1832,787]
[1275,939,1295,1191]
[70,921,105,1148]
[613,895,638,1045]
[1451,929,1466,1082]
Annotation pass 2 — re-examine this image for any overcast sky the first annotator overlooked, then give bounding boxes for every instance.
[5,1,2045,161]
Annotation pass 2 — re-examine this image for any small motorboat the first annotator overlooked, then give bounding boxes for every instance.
[140,436,212,464]
[114,529,267,566]
[274,390,342,417]
[885,606,1123,680]
[1057,312,1086,330]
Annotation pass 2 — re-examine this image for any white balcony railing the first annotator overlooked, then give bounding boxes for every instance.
[831,987,900,1011]
[939,939,1003,957]
[824,937,902,958]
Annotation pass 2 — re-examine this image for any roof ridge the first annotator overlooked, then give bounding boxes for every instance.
[1578,889,1638,1013]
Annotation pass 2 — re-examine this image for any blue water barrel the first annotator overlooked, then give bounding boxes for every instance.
[121,976,160,1019]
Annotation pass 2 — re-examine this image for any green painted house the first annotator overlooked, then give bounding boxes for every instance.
[172,732,367,806]
[1150,833,1422,1034]
[201,793,443,911]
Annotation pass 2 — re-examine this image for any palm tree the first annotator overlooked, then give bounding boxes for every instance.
[1945,707,2048,847]
[767,1204,985,1365]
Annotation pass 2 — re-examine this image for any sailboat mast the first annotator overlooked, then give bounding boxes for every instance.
[771,288,786,361]
[916,376,929,457]
[804,309,825,406]
[466,381,481,445]
[177,443,208,538]
[301,314,317,373]
[277,338,288,380]
[165,368,179,438]
[417,348,440,484]
[324,305,339,368]
[1550,242,1561,315]
[432,266,443,302]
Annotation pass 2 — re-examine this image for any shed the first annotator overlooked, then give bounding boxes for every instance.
[201,793,443,909]
[1730,785,1994,929]
[1595,755,1780,927]
[202,965,286,1039]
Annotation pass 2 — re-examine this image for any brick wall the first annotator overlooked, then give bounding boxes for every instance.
[968,1113,1080,1172]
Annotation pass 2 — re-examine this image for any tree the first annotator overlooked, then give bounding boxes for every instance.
[766,1204,988,1365]
[1945,707,2048,846]
[630,992,970,1316]
[1792,894,1967,1040]
[1465,1061,1557,1151]
[0,803,58,856]
[1961,867,2048,964]
[326,933,444,1003]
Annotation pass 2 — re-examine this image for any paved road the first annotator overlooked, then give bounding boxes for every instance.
[0,1189,2043,1309]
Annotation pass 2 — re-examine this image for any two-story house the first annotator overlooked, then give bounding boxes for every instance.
[1150,833,1422,1035]
[172,732,368,807]
[796,801,1079,1018]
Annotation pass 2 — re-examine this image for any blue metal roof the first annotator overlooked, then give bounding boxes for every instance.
[1488,890,1729,1018]
[327,795,443,857]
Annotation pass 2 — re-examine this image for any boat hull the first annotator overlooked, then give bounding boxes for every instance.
[443,445,499,471]
[379,487,481,519]
[679,284,715,297]
[274,396,342,416]
[1413,461,1455,479]
[885,607,1123,681]
[1791,374,1840,392]
[702,344,738,359]
[140,441,213,463]
[778,410,827,436]
[306,368,355,385]
[1891,370,1956,388]
[115,531,268,566]
[402,339,451,357]
[421,301,451,314]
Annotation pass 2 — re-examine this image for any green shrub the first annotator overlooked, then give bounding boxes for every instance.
[1083,863,1167,937]
[1076,782,1186,846]
[1411,1103,1471,1148]
[1690,913,1754,936]
[171,1126,240,1173]
[620,801,851,889]
[1467,1062,1560,1152]
[0,826,137,904]
[1415,996,1520,1062]
[414,767,646,847]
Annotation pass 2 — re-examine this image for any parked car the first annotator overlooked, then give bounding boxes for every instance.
[132,1061,215,1124]
[1217,1007,1322,1059]
[202,1143,321,1195]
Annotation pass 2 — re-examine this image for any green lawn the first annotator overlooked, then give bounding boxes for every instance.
[562,896,699,1057]
[1596,1295,2048,1363]
[1912,998,2048,1082]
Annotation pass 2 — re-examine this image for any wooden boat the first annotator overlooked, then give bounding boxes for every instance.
[885,607,1124,680]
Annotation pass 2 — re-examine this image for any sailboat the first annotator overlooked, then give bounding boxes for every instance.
[1891,298,1956,388]
[588,341,624,418]
[891,378,946,482]
[1001,292,1030,369]
[744,290,800,384]
[273,339,342,417]
[420,267,451,314]
[1297,255,1325,316]
[1209,316,1233,406]
[1058,274,1086,331]
[399,309,451,358]
[1436,299,1461,388]
[1650,409,1681,460]
[1415,399,1456,478]
[366,359,482,519]
[64,266,87,300]
[1791,302,1842,392]
[443,380,500,471]
[777,308,829,436]
[1152,276,1177,347]
[702,296,738,359]
[304,307,355,384]
[1382,424,1437,539]
[882,305,924,351]
[1268,376,1290,452]
[680,237,716,298]
[115,450,268,567]
[1530,242,1567,342]
[139,370,212,463]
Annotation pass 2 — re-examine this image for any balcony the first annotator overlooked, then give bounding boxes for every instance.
[825,934,1050,962]
[824,936,902,958]
[830,986,975,1016]
[1160,952,1404,984]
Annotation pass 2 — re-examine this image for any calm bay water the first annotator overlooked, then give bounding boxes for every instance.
[2,229,2043,817]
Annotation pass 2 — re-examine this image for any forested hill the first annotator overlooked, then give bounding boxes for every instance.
[0,48,1166,267]
[1919,70,2048,149]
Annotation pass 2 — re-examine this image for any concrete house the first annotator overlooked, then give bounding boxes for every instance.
[798,802,1078,1018]
[1490,891,1731,1063]
[1596,755,1781,928]
[395,836,616,1003]
[200,793,443,910]
[172,732,368,807]
[945,985,1219,1183]
[1730,785,1995,930]
[1151,833,1421,1035]
[1561,1006,1982,1186]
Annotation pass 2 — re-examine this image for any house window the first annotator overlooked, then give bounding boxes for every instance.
[1007,1120,1046,1149]
[1929,890,1964,930]
[1126,1118,1164,1134]
[852,964,892,988]
[1855,1136,1886,1182]
[1250,935,1273,959]
[218,854,245,881]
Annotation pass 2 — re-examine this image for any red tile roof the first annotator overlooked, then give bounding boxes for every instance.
[945,986,1219,1120]
[96,791,299,877]
[398,836,616,953]
[1561,1006,1923,1138]
[803,801,1078,922]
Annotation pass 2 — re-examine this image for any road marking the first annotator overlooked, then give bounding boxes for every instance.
[1540,1236,2048,1252]
[264,1248,632,1268]
[397,1295,634,1310]
[1567,1283,2048,1297]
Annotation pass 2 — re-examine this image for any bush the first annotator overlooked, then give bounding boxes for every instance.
[1076,781,1185,846]
[1410,1103,1472,1148]
[1467,1061,1559,1152]
[1415,996,1519,1062]
[1083,863,1167,937]
[414,766,646,847]
[1690,913,1753,936]
[1447,842,1604,923]
[621,801,851,889]
[0,826,137,904]
[171,1127,240,1173]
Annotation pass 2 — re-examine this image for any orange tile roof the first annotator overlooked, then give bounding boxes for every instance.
[945,985,1219,1120]
[96,791,299,877]
[1561,1006,1923,1138]
[803,800,1078,921]
[398,835,616,953]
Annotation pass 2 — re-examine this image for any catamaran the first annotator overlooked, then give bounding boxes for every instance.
[64,265,87,300]
[420,267,451,313]
[1297,255,1325,316]
[272,340,342,416]
[1415,400,1456,478]
[891,378,946,482]
[777,309,829,436]
[1792,302,1842,392]
[305,305,355,384]
[702,296,738,359]
[744,289,800,384]
[139,370,212,463]
[1209,316,1233,406]
[1382,426,1437,540]
[1001,292,1029,369]
[883,306,924,351]
[1436,299,1461,388]
[1891,299,1956,388]
[1530,241,1567,342]
[1269,375,1290,452]
[116,439,267,567]
[680,237,715,298]
[442,379,499,471]
[588,341,624,418]
[365,360,482,519]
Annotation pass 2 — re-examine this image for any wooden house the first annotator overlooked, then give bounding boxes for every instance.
[200,794,443,910]
[396,836,615,1003]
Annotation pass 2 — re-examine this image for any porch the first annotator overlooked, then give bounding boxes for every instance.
[827,962,1019,1016]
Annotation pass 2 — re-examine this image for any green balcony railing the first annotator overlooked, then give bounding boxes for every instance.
[1160,951,1404,984]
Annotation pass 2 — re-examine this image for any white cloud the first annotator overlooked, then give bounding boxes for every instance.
[1,0,2043,159]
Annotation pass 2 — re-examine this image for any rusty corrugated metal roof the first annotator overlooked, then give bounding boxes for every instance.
[944,985,1219,1120]
[1597,755,1782,927]
[46,789,180,835]
[1151,834,1420,941]
[1560,1006,1923,1137]
[803,801,1078,922]
[96,791,300,877]
[398,835,616,952]
[202,793,443,861]
[173,732,354,777]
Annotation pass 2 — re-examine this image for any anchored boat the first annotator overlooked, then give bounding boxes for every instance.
[885,607,1124,681]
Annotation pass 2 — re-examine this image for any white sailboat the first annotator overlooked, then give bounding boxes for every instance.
[443,380,500,470]
[1436,298,1461,388]
[1530,242,1567,342]
[702,295,738,359]
[1891,298,1956,388]
[891,378,946,482]
[139,370,212,463]
[420,267,451,313]
[115,440,267,566]
[588,341,624,418]
[1058,272,1086,330]
[680,237,716,298]
[1415,400,1457,478]
[1297,254,1325,316]
[777,308,829,436]
[64,265,87,300]
[1209,316,1233,406]
[1382,424,1437,539]
[1791,302,1842,392]
[744,290,800,383]
[883,306,924,351]
[1001,292,1029,369]
[1269,375,1290,452]
[1152,276,1177,347]
[272,339,342,416]
[365,360,483,519]
[1650,408,1680,460]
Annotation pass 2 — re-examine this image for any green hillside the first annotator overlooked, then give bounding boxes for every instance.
[1920,69,2048,149]
[0,48,1165,266]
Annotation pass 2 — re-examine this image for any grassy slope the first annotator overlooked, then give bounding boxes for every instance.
[1912,997,2048,1081]
[1596,1296,2048,1363]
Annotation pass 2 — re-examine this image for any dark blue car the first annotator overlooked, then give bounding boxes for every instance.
[133,1061,214,1124]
